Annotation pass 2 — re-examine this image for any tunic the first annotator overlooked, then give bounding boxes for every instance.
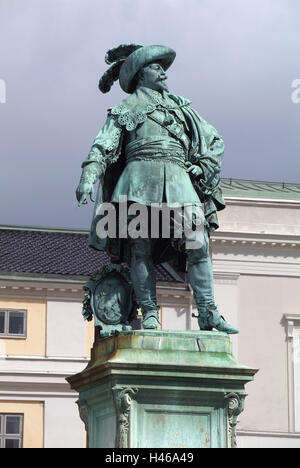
[110,91,200,206]
[81,86,226,262]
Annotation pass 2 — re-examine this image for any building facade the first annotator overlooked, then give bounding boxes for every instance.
[0,179,299,448]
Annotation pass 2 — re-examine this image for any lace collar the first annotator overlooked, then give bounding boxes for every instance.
[109,87,190,131]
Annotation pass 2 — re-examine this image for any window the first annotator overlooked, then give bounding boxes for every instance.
[293,325,300,431]
[285,314,300,432]
[0,414,23,448]
[0,310,27,338]
[131,315,142,330]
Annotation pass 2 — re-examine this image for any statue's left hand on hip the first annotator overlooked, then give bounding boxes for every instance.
[186,165,203,177]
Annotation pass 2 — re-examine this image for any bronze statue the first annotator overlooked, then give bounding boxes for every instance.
[76,44,238,334]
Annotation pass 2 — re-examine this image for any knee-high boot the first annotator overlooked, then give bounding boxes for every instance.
[130,238,160,329]
[187,252,238,335]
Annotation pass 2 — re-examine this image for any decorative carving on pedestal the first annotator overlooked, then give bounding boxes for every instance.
[112,387,138,448]
[225,393,245,448]
[76,399,89,448]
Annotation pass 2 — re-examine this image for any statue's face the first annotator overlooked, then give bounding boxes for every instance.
[139,62,168,92]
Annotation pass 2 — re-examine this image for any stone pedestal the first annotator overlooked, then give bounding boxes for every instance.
[67,330,257,448]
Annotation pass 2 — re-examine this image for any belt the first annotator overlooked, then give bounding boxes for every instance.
[126,149,187,169]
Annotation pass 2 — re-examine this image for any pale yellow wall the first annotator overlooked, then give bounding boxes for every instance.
[0,401,44,448]
[237,275,300,432]
[0,297,46,356]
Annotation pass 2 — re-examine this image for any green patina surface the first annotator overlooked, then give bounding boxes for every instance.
[67,330,257,448]
[86,330,240,373]
[75,44,239,336]
[68,44,260,448]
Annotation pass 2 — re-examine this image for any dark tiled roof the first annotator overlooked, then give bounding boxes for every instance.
[0,228,174,281]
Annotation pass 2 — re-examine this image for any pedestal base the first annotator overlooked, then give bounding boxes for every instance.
[67,330,257,448]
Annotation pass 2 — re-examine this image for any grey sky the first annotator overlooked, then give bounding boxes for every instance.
[0,0,299,229]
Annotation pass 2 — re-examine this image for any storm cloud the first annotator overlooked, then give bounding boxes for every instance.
[0,0,299,229]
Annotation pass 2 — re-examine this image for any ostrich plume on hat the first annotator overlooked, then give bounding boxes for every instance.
[98,44,176,94]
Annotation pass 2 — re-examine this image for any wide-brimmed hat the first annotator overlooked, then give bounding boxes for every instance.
[99,44,176,94]
[119,45,176,93]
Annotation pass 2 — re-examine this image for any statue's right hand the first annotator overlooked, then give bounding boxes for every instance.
[76,181,95,206]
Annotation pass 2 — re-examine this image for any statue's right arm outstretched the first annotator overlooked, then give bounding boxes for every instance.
[76,114,123,206]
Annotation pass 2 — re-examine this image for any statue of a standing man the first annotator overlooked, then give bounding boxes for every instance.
[76,44,238,334]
